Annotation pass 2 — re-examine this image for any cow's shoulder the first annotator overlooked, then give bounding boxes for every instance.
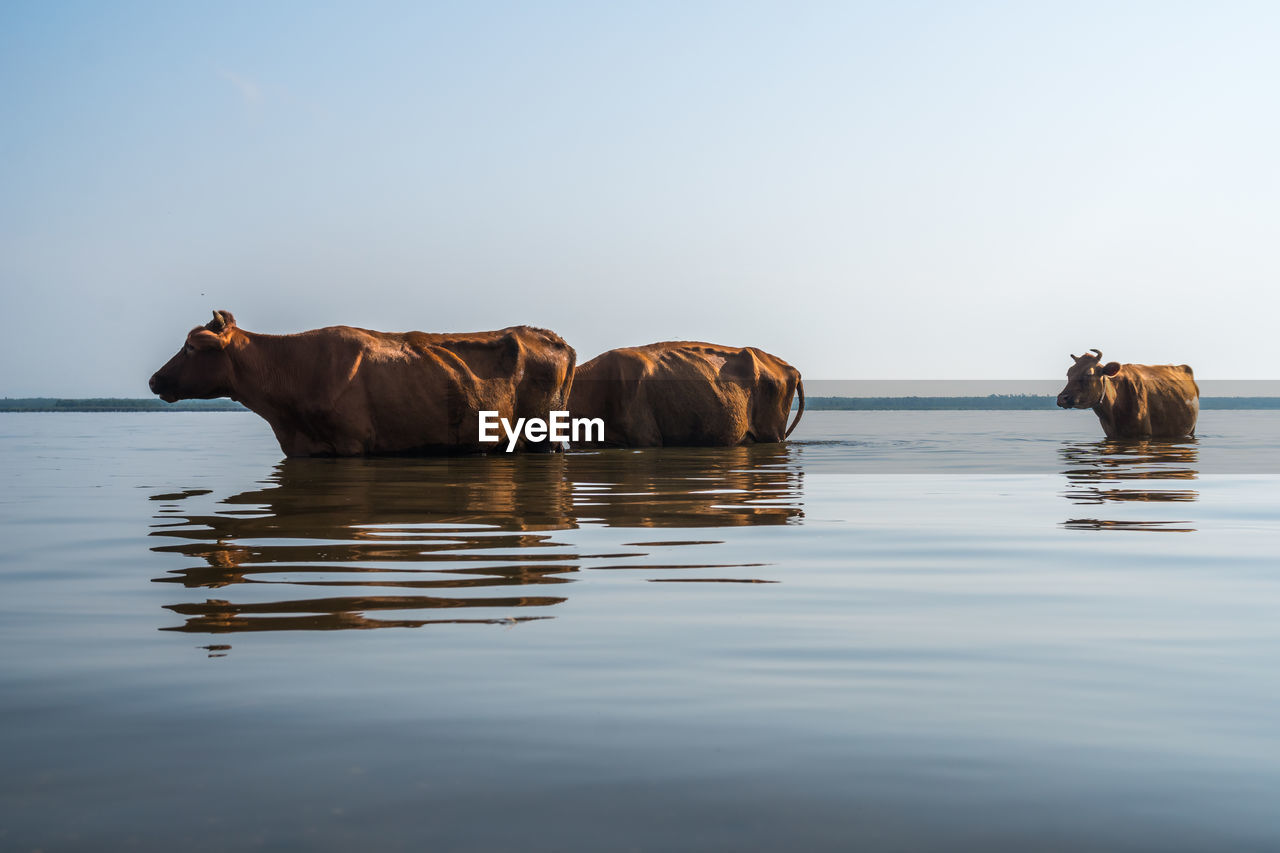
[1123,363,1197,386]
[648,342,739,378]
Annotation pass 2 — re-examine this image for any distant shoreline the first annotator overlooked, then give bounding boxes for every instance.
[0,398,246,412]
[5,395,1280,412]
[804,395,1280,411]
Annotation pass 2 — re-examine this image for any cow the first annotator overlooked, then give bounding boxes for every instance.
[568,341,804,447]
[149,311,576,457]
[1056,348,1199,439]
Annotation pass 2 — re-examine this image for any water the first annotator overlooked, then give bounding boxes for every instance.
[2,410,1279,851]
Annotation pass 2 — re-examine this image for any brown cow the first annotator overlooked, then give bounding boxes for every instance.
[149,311,576,457]
[1056,348,1199,439]
[568,341,804,447]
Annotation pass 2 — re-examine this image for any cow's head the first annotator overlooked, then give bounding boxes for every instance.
[149,311,239,402]
[1057,349,1121,409]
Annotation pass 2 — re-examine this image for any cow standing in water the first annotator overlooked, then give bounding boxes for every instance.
[149,311,576,457]
[1056,348,1199,439]
[568,341,804,447]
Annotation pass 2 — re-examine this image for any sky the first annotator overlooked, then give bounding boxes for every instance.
[2,1,1279,396]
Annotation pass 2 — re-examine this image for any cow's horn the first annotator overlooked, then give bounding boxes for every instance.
[209,310,226,331]
[1089,348,1102,359]
[1070,353,1080,362]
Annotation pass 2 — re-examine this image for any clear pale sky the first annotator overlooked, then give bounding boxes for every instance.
[2,1,1278,396]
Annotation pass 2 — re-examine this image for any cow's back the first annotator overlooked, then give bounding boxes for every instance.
[314,324,575,454]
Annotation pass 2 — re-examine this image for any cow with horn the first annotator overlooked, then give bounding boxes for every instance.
[1056,348,1199,439]
[149,311,576,457]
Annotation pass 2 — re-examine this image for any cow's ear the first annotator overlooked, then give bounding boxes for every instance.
[188,329,227,351]
[1101,361,1121,376]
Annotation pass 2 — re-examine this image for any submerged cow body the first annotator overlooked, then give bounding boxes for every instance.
[568,341,804,447]
[149,311,575,457]
[1056,349,1199,439]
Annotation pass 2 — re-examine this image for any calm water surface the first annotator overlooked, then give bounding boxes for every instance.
[2,411,1279,851]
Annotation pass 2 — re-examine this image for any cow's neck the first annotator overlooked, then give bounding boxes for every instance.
[1091,374,1121,434]
[224,330,320,416]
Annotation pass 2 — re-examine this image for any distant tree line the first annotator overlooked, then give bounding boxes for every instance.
[0,398,246,412]
[798,395,1280,411]
[804,395,1058,410]
[1199,397,1280,409]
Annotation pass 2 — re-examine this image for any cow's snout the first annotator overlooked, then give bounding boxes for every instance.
[1056,393,1072,408]
[149,372,178,403]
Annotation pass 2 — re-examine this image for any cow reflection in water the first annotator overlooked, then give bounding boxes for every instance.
[1059,439,1199,532]
[150,445,803,634]
[569,445,803,528]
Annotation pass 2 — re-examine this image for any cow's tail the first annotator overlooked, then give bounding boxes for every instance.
[784,376,805,439]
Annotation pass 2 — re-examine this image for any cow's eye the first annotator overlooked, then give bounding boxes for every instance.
[184,344,195,354]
